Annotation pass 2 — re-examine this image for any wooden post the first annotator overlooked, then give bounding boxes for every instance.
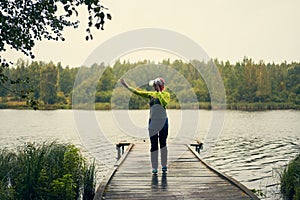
[116,142,131,160]
[190,142,203,154]
[116,145,121,160]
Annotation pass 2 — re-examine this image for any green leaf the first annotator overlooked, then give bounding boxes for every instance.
[93,7,100,13]
[64,5,70,12]
[107,13,112,20]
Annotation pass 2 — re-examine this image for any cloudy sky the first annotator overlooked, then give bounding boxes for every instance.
[3,0,300,67]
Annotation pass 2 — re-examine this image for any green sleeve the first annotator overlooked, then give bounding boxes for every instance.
[157,91,170,107]
[127,86,152,99]
[126,86,170,107]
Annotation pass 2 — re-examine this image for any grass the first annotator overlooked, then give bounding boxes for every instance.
[1,100,300,110]
[227,102,300,111]
[0,141,97,200]
[251,188,266,198]
[280,154,300,200]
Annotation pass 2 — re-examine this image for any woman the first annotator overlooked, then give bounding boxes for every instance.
[120,77,170,174]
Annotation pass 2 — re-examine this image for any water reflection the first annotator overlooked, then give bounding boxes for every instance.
[151,173,168,191]
[161,173,168,190]
[151,174,158,190]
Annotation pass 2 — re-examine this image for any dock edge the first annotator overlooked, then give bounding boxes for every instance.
[187,144,260,200]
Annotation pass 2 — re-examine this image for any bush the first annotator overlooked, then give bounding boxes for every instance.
[0,142,97,200]
[280,154,300,200]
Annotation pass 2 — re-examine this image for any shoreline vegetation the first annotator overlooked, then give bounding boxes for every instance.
[0,101,299,111]
[0,141,96,199]
[280,154,300,200]
[0,58,299,111]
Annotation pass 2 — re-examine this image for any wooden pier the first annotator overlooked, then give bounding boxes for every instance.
[94,142,259,200]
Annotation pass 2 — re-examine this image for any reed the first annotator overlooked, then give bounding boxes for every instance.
[0,149,16,199]
[0,141,97,200]
[280,154,300,200]
[83,159,96,200]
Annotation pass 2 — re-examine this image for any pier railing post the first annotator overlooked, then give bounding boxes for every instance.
[116,142,130,160]
[190,142,203,154]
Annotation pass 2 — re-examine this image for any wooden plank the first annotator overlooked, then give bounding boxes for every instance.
[187,144,260,200]
[94,142,258,200]
[94,143,134,200]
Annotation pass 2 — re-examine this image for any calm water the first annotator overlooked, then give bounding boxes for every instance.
[0,109,299,199]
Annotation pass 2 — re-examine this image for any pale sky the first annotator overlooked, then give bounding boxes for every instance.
[3,0,300,67]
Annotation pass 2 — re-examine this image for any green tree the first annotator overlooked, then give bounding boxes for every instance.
[9,59,31,100]
[1,58,300,110]
[58,66,75,96]
[287,64,300,94]
[40,62,58,104]
[0,0,112,108]
[242,58,257,102]
[255,61,271,102]
[192,78,209,102]
[0,0,111,58]
[97,67,116,91]
[27,61,42,100]
[270,62,288,102]
[220,61,239,103]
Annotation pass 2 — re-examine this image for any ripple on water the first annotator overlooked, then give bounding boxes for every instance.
[1,110,299,200]
[203,135,300,200]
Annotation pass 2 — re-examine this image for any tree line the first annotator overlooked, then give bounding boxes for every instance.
[0,58,299,110]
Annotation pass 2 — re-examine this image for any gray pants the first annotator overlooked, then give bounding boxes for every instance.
[148,118,168,169]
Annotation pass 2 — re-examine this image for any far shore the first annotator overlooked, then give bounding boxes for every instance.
[1,101,299,111]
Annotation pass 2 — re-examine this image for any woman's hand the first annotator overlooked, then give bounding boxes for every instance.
[120,78,128,88]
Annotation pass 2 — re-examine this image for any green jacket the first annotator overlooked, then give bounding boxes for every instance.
[127,86,170,119]
[127,86,170,108]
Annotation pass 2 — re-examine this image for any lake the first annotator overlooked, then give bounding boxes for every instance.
[0,109,299,199]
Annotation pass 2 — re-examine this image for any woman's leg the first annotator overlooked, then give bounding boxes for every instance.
[149,118,167,170]
[148,119,160,170]
[159,118,168,168]
[149,133,159,170]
